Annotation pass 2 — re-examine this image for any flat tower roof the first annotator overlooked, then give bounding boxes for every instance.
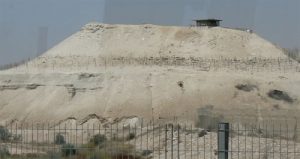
[193,19,222,22]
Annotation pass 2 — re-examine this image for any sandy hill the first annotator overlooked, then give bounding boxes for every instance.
[0,23,299,125]
[43,23,284,58]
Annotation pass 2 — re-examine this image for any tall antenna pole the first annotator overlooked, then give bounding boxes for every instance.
[37,26,48,56]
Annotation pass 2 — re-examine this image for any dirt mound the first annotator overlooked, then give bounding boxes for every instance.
[0,23,298,124]
[41,23,285,59]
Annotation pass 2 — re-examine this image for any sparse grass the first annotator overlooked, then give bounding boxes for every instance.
[61,143,76,157]
[283,48,300,62]
[0,145,10,158]
[1,133,142,159]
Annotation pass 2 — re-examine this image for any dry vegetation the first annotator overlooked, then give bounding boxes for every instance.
[0,58,31,71]
[283,48,300,62]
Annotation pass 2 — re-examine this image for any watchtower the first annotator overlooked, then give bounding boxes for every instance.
[194,19,222,27]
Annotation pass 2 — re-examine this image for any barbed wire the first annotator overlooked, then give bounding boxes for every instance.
[7,56,300,73]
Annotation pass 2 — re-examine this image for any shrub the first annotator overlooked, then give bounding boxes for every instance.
[0,145,10,158]
[12,134,22,142]
[61,144,76,157]
[283,48,300,62]
[55,133,66,145]
[90,134,106,146]
[141,150,153,156]
[127,133,136,140]
[0,126,11,141]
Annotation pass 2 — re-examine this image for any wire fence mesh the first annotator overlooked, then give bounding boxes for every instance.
[1,118,300,159]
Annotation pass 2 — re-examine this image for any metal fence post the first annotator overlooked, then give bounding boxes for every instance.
[218,123,229,159]
[165,125,168,159]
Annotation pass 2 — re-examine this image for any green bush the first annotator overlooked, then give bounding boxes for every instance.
[0,126,11,141]
[90,134,106,146]
[55,133,66,145]
[61,144,76,157]
[0,145,10,158]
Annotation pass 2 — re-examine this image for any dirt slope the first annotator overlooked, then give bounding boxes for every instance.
[43,23,284,58]
[0,23,299,125]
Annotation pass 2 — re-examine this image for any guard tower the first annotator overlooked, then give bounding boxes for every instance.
[194,19,222,27]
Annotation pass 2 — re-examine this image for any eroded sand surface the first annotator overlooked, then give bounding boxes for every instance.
[0,23,299,124]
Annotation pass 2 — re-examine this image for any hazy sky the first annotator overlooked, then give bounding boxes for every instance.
[0,0,299,65]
